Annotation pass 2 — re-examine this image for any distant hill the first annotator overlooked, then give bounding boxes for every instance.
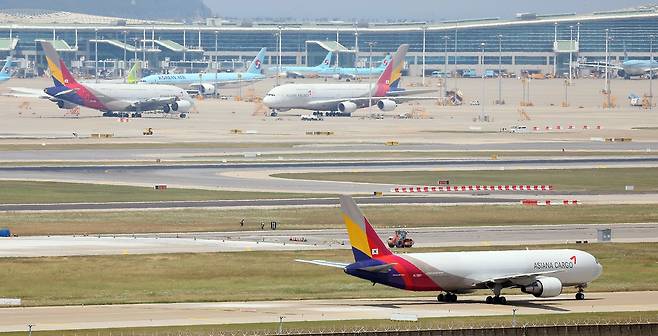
[0,0,211,21]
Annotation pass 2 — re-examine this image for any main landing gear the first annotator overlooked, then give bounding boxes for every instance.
[437,292,457,303]
[486,283,507,305]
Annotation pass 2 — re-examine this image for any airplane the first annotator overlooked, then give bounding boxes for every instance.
[316,55,391,80]
[579,47,658,79]
[0,56,13,82]
[272,51,334,78]
[36,41,195,118]
[138,48,267,95]
[262,44,437,115]
[297,195,603,305]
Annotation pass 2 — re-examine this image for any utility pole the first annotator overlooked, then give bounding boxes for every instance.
[122,30,127,79]
[443,35,449,94]
[422,26,426,86]
[569,25,574,85]
[94,28,98,82]
[214,31,219,65]
[277,25,282,86]
[605,29,611,108]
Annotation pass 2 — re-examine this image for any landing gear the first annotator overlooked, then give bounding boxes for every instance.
[179,113,187,118]
[437,292,457,303]
[575,286,585,300]
[269,109,278,117]
[486,283,507,304]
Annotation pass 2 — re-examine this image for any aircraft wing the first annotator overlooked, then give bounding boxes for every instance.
[307,96,440,110]
[477,269,565,285]
[578,62,623,70]
[5,87,51,99]
[127,97,180,110]
[295,259,349,269]
[387,88,440,96]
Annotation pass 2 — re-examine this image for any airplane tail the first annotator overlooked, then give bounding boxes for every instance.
[0,56,12,76]
[40,41,79,88]
[126,61,141,84]
[318,51,333,68]
[374,44,408,96]
[378,54,391,69]
[246,47,266,74]
[340,195,392,262]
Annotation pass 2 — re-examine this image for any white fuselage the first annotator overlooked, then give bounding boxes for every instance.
[263,83,376,111]
[84,83,192,111]
[397,249,602,292]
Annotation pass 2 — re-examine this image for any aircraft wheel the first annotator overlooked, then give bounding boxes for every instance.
[437,293,444,302]
[486,296,494,304]
[179,113,187,118]
[576,292,585,300]
[499,296,507,305]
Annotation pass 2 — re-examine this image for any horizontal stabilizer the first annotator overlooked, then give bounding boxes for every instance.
[357,263,397,273]
[295,259,349,269]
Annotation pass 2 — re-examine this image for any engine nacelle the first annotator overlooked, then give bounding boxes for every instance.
[170,100,193,113]
[377,99,397,112]
[617,69,627,78]
[56,100,77,110]
[521,276,563,298]
[338,101,358,113]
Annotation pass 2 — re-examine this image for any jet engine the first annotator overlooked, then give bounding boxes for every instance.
[377,99,397,111]
[617,69,628,79]
[56,100,77,109]
[521,276,563,298]
[338,101,358,113]
[171,100,193,113]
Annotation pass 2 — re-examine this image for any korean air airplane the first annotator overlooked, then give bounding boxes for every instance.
[0,56,13,83]
[298,195,602,305]
[139,48,266,94]
[274,51,333,78]
[317,54,391,80]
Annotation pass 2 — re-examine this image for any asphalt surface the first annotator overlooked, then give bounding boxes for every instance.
[1,157,657,193]
[1,291,656,331]
[2,223,655,257]
[0,195,518,212]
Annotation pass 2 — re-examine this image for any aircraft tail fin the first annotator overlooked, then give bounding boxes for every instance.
[378,54,391,69]
[0,56,12,76]
[340,195,392,262]
[126,61,141,84]
[40,41,79,88]
[246,47,266,74]
[318,51,333,68]
[374,44,408,96]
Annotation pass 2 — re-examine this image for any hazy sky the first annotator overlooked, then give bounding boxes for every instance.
[202,0,651,20]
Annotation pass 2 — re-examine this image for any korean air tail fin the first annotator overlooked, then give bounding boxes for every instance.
[246,47,266,74]
[374,44,408,96]
[126,61,141,84]
[318,51,333,68]
[340,195,392,262]
[0,56,12,76]
[40,41,79,88]
[377,54,391,69]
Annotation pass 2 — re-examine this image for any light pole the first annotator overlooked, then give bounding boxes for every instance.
[553,22,558,77]
[94,28,98,82]
[443,35,449,93]
[480,42,486,121]
[277,25,282,86]
[569,25,573,85]
[122,30,127,78]
[354,31,359,67]
[132,37,138,62]
[214,31,218,65]
[454,29,458,88]
[421,26,426,86]
[497,34,503,104]
[604,29,611,108]
[367,41,377,112]
[650,35,654,109]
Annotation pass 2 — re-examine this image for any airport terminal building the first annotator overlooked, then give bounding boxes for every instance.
[2,7,658,77]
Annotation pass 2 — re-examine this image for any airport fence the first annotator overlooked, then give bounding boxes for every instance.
[54,320,656,336]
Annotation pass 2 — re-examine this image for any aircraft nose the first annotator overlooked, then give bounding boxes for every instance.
[263,95,274,107]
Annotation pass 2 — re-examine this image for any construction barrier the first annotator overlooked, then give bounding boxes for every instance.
[530,125,601,131]
[391,185,553,193]
[521,199,580,206]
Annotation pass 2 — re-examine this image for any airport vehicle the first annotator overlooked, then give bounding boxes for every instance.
[139,48,266,95]
[274,51,333,78]
[509,125,529,133]
[387,230,414,248]
[298,195,602,304]
[37,41,195,118]
[263,44,436,115]
[461,69,477,78]
[0,57,13,83]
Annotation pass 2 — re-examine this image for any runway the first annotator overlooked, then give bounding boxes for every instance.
[1,157,657,193]
[1,291,656,332]
[2,223,655,257]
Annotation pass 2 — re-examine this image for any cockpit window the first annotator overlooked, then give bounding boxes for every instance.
[266,93,275,97]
